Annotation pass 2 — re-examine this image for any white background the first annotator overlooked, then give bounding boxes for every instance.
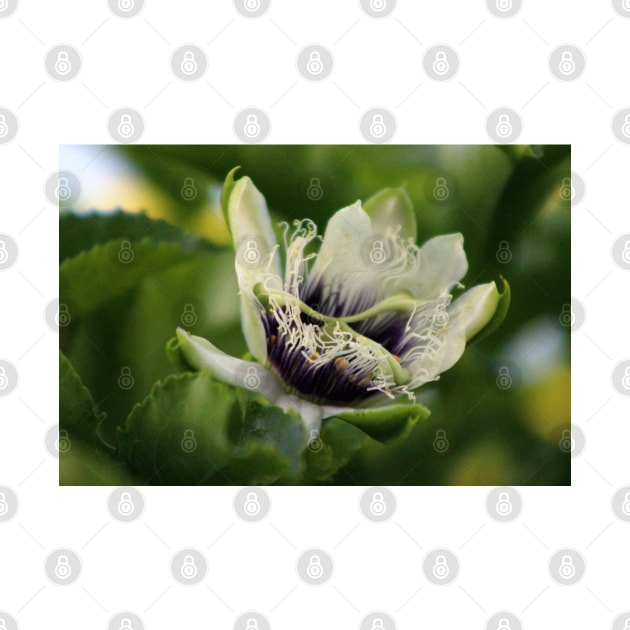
[1,0,629,628]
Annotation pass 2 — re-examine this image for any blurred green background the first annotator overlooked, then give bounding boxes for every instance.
[59,144,570,485]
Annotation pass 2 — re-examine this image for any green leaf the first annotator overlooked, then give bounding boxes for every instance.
[468,277,511,345]
[60,238,207,318]
[226,400,306,484]
[304,417,368,482]
[59,210,214,263]
[220,166,240,239]
[333,403,430,444]
[60,351,107,444]
[118,372,306,485]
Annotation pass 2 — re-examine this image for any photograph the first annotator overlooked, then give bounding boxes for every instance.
[59,144,570,485]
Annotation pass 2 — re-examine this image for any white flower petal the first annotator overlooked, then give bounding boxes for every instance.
[223,171,283,362]
[447,281,500,341]
[176,328,284,403]
[363,187,416,241]
[413,233,468,299]
[308,200,371,288]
